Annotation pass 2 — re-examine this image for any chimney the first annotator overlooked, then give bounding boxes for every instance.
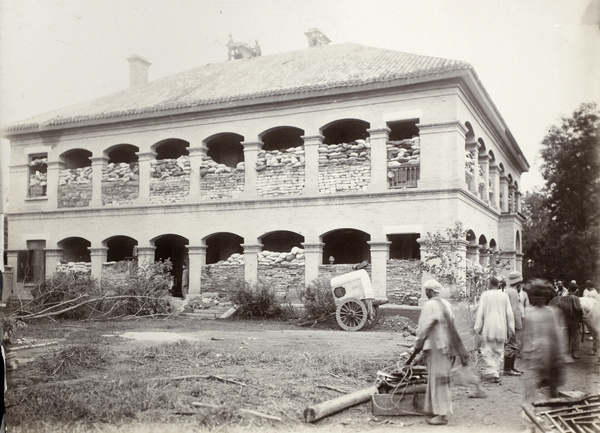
[304,28,331,48]
[127,55,151,89]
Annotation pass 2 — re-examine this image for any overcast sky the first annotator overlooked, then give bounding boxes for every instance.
[1,0,599,196]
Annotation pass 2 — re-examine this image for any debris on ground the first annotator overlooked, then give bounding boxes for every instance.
[376,315,417,335]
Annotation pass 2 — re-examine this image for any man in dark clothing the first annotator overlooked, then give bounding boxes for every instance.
[549,282,583,359]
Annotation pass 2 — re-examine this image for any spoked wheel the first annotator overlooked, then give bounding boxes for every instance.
[362,305,381,330]
[336,298,368,331]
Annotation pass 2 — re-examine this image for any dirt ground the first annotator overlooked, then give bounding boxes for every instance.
[6,315,600,433]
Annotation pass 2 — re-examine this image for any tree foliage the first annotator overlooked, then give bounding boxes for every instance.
[523,102,600,282]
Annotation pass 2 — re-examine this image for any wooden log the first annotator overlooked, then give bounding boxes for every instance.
[303,385,378,423]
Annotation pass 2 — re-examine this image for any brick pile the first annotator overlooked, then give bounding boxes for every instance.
[103,162,139,182]
[58,183,92,208]
[150,177,190,203]
[55,262,91,274]
[200,156,244,200]
[386,137,420,168]
[102,181,139,206]
[386,259,421,305]
[59,167,93,185]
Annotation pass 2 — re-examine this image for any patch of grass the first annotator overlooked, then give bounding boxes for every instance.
[37,343,112,379]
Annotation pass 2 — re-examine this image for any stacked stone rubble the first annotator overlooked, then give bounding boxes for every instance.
[386,137,420,168]
[258,247,305,266]
[103,162,139,182]
[256,147,305,197]
[59,167,93,185]
[200,156,244,200]
[318,140,371,194]
[55,261,92,274]
[150,156,190,203]
[318,140,370,165]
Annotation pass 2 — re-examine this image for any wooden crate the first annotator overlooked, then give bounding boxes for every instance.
[371,392,426,416]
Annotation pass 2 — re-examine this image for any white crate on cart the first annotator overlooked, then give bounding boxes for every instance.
[330,269,375,303]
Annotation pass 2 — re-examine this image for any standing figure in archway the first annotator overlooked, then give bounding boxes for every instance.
[181,262,189,299]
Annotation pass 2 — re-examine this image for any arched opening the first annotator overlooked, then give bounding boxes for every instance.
[106,236,138,262]
[466,230,477,244]
[58,237,91,263]
[60,149,92,169]
[321,119,370,145]
[206,133,244,168]
[489,239,497,250]
[106,144,139,164]
[388,234,421,260]
[153,234,189,297]
[387,119,420,141]
[478,235,488,249]
[205,232,244,264]
[515,231,521,254]
[322,229,370,264]
[153,139,190,160]
[260,231,304,252]
[260,127,305,152]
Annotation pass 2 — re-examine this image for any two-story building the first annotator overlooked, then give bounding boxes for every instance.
[1,30,528,304]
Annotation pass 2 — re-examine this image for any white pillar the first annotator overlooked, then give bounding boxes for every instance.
[367,128,390,193]
[136,246,156,267]
[242,141,263,199]
[242,243,262,285]
[135,151,156,205]
[500,176,510,212]
[417,121,467,189]
[302,135,323,196]
[44,248,63,278]
[302,242,324,287]
[479,154,490,204]
[187,146,207,202]
[187,245,206,296]
[367,241,390,300]
[490,165,500,210]
[466,140,480,194]
[88,247,108,285]
[46,160,63,208]
[89,156,108,207]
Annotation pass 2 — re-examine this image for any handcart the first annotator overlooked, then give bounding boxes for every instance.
[330,265,388,331]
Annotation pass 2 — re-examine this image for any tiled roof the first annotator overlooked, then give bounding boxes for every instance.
[4,43,473,132]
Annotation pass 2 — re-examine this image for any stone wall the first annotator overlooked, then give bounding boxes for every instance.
[256,147,305,197]
[201,263,245,292]
[318,141,371,194]
[317,264,372,284]
[200,171,244,200]
[55,261,91,274]
[150,177,190,203]
[102,181,139,206]
[258,265,304,303]
[58,183,92,208]
[386,259,422,305]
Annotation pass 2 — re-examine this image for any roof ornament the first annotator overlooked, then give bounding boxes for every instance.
[227,34,261,60]
[304,28,331,48]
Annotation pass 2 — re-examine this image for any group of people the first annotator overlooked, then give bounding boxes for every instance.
[412,273,599,429]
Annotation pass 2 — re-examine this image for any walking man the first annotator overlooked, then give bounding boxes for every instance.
[504,271,525,375]
[414,279,468,425]
[474,275,515,383]
[550,281,583,359]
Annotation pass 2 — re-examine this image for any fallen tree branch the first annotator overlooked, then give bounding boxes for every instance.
[297,313,335,327]
[191,402,281,421]
[317,385,348,394]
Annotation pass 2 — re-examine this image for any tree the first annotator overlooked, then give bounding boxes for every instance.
[524,102,600,282]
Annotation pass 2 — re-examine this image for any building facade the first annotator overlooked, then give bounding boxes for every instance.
[1,33,528,303]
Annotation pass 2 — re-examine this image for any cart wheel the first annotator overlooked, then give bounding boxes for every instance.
[362,305,381,330]
[336,298,368,331]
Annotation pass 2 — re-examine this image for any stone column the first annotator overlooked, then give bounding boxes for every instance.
[500,176,510,212]
[516,253,524,273]
[44,249,63,278]
[242,141,263,199]
[479,154,490,204]
[489,165,501,210]
[302,135,324,196]
[367,241,390,300]
[508,184,516,213]
[301,242,324,287]
[135,151,156,204]
[89,156,108,207]
[46,160,64,208]
[515,190,522,214]
[136,246,156,267]
[479,248,489,269]
[187,246,206,296]
[466,140,480,194]
[501,250,517,274]
[187,146,208,202]
[367,128,390,193]
[88,247,108,284]
[242,243,262,285]
[466,244,479,264]
[417,121,468,189]
[5,250,18,299]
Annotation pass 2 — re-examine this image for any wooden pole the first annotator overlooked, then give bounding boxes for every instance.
[303,385,378,423]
